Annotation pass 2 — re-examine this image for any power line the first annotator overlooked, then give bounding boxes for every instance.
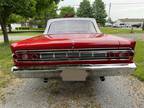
[106,2,144,5]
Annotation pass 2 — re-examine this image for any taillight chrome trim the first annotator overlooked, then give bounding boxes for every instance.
[15,47,133,53]
[15,59,130,63]
[13,48,134,62]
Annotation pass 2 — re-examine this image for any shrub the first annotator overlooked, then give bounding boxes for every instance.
[15,27,30,30]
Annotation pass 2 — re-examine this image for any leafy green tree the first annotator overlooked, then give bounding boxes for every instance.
[0,0,61,43]
[47,3,58,19]
[59,6,75,17]
[142,21,144,31]
[35,1,58,27]
[0,0,36,43]
[35,0,61,27]
[77,0,93,18]
[92,0,107,26]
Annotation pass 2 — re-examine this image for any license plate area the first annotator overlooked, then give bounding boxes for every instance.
[60,67,87,81]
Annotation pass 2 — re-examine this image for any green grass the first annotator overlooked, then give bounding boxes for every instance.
[0,31,43,37]
[0,31,2,35]
[133,41,144,80]
[8,32,42,36]
[101,27,144,34]
[0,43,13,88]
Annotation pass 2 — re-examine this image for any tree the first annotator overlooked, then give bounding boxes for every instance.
[92,0,107,26]
[59,6,75,17]
[77,0,93,18]
[107,17,113,24]
[35,0,61,27]
[142,21,144,31]
[0,0,36,43]
[35,0,58,27]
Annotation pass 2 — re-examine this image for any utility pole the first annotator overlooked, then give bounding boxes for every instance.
[108,2,111,19]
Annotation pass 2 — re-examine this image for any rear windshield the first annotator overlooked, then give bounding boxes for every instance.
[48,20,97,34]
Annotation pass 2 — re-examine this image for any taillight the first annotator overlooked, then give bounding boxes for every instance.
[107,50,134,59]
[107,52,120,58]
[22,54,29,60]
[13,53,40,60]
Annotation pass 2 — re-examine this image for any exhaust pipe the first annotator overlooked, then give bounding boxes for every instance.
[44,78,48,83]
[100,76,105,81]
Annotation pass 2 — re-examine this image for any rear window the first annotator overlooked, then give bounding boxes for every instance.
[48,20,96,34]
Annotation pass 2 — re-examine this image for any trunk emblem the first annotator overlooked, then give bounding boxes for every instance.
[72,40,75,49]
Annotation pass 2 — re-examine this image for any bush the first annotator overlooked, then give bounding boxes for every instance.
[15,27,44,31]
[15,27,30,30]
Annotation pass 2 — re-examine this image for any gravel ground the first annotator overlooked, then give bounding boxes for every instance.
[1,76,144,108]
[0,33,144,108]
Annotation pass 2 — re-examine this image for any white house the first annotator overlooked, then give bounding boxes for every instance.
[113,18,144,28]
[0,23,22,31]
[11,23,22,30]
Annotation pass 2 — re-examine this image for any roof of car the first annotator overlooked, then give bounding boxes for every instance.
[48,18,96,23]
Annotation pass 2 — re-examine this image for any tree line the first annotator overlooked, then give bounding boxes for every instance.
[62,0,107,26]
[0,0,107,43]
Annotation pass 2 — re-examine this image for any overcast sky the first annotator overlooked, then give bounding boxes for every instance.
[58,0,144,20]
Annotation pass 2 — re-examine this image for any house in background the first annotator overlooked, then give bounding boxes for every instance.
[0,23,22,31]
[11,23,22,30]
[113,18,144,28]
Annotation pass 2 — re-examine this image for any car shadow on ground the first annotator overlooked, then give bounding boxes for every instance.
[1,78,101,108]
[39,78,101,107]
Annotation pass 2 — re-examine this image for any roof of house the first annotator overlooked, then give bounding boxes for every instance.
[118,18,144,22]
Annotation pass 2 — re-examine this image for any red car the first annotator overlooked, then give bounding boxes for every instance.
[11,18,136,81]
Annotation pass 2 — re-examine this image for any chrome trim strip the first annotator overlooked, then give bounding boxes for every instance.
[16,59,129,63]
[16,50,132,54]
[15,47,132,53]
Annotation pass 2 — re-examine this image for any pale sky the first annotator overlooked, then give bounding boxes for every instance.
[58,0,144,20]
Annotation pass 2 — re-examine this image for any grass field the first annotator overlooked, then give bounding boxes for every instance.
[101,27,144,34]
[0,43,13,88]
[133,41,144,80]
[0,40,144,89]
[0,31,42,37]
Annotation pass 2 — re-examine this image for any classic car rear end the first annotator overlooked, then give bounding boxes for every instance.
[11,18,136,81]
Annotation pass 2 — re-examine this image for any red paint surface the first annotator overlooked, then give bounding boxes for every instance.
[11,33,136,67]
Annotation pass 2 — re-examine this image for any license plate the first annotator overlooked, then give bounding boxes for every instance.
[60,68,88,81]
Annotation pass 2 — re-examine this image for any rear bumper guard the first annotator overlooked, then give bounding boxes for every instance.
[11,63,136,78]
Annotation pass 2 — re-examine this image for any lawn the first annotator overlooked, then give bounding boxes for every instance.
[133,41,144,80]
[0,31,42,37]
[101,27,144,34]
[0,43,13,88]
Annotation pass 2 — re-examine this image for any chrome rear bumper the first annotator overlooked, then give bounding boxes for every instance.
[11,63,136,79]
